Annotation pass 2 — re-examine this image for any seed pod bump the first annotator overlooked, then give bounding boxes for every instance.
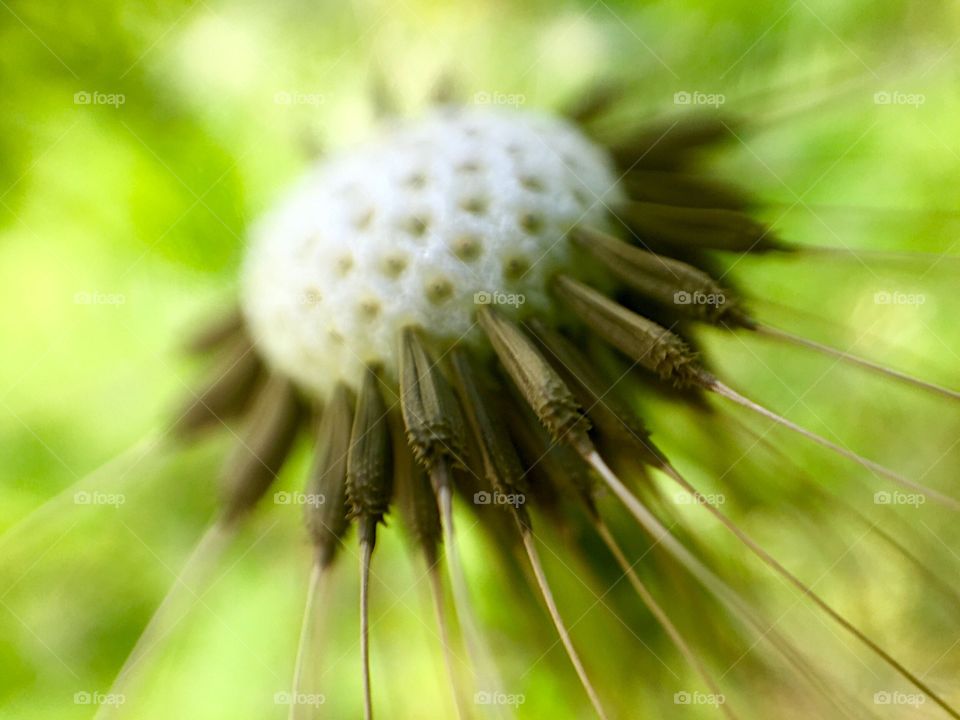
[477,306,590,449]
[347,367,394,546]
[220,374,303,524]
[398,327,467,471]
[573,226,750,327]
[305,383,354,568]
[555,275,703,387]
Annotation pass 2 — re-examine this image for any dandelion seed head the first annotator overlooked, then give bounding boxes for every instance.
[242,107,622,397]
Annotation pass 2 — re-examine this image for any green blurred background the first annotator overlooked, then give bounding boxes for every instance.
[2,0,960,718]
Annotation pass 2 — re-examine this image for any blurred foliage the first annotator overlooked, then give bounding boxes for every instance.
[2,0,960,718]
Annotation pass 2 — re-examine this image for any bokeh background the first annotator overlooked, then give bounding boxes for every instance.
[2,0,960,718]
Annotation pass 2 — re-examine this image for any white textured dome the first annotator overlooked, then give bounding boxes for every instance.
[242,106,622,398]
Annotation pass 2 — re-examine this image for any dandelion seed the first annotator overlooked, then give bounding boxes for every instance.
[346,367,393,720]
[574,226,960,399]
[450,349,610,720]
[290,384,353,719]
[173,333,264,438]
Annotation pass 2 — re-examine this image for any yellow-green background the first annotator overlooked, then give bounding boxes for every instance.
[2,0,960,718]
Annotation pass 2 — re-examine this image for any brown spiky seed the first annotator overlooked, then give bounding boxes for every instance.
[347,367,394,546]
